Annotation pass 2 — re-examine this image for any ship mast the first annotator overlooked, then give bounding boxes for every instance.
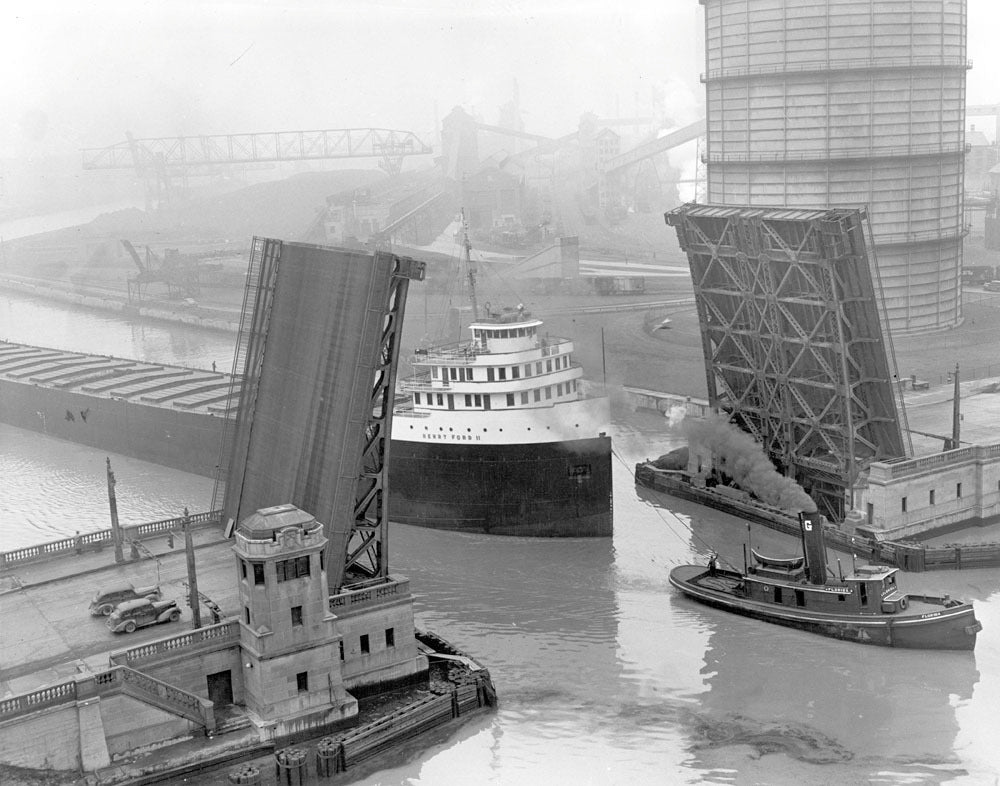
[461,209,479,321]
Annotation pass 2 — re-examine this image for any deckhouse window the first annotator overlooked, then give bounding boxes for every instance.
[499,368,507,380]
[546,359,552,373]
[512,367,520,379]
[414,393,421,405]
[436,394,443,406]
[901,496,907,513]
[520,392,528,404]
[957,482,963,498]
[524,364,531,377]
[465,394,472,407]
[545,387,552,400]
[536,362,542,375]
[432,367,439,379]
[506,394,515,406]
[449,368,457,381]
[929,489,936,505]
[557,383,563,396]
[487,368,495,382]
[474,394,482,407]
[533,390,541,402]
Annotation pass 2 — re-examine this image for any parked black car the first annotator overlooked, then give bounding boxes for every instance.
[89,582,161,616]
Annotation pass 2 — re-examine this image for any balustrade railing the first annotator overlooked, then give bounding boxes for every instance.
[112,620,239,666]
[1,662,216,729]
[0,510,223,569]
[870,444,1000,480]
[330,578,404,612]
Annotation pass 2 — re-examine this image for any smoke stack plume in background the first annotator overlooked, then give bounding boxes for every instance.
[683,413,818,514]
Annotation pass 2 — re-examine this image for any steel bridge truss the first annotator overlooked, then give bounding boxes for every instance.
[666,203,910,520]
[344,257,419,582]
[217,238,424,592]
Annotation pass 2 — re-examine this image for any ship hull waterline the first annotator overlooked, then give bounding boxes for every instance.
[669,565,980,651]
[388,435,613,537]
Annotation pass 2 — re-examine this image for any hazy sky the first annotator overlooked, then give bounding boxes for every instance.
[1,0,998,160]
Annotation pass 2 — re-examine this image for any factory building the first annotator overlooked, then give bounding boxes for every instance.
[701,0,969,334]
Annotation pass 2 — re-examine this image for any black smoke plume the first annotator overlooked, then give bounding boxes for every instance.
[683,413,818,513]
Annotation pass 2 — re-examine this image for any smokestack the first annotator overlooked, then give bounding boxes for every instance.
[799,512,828,585]
[952,363,960,449]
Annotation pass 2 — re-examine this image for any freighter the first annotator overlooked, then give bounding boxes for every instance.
[0,227,612,536]
[389,223,613,537]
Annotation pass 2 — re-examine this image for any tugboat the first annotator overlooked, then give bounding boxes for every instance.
[389,216,612,537]
[669,512,981,650]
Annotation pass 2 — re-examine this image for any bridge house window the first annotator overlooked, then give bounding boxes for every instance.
[512,366,520,379]
[499,367,507,380]
[487,368,495,382]
[277,555,310,582]
[524,364,531,377]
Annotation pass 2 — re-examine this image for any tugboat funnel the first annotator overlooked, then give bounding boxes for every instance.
[799,512,828,585]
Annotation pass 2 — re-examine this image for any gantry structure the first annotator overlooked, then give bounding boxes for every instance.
[666,203,911,521]
[82,128,433,206]
[215,238,424,591]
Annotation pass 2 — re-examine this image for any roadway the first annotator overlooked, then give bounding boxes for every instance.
[0,526,238,698]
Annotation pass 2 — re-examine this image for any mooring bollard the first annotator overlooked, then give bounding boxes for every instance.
[315,736,345,777]
[227,763,261,784]
[275,746,308,785]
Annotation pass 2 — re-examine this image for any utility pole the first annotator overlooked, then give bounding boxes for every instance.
[106,458,124,564]
[183,508,202,629]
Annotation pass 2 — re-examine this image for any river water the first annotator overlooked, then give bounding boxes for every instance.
[2,290,1000,785]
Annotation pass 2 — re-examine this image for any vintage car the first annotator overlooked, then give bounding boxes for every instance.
[89,582,162,616]
[106,598,181,634]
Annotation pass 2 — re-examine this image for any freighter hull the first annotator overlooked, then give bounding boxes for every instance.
[388,435,612,537]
